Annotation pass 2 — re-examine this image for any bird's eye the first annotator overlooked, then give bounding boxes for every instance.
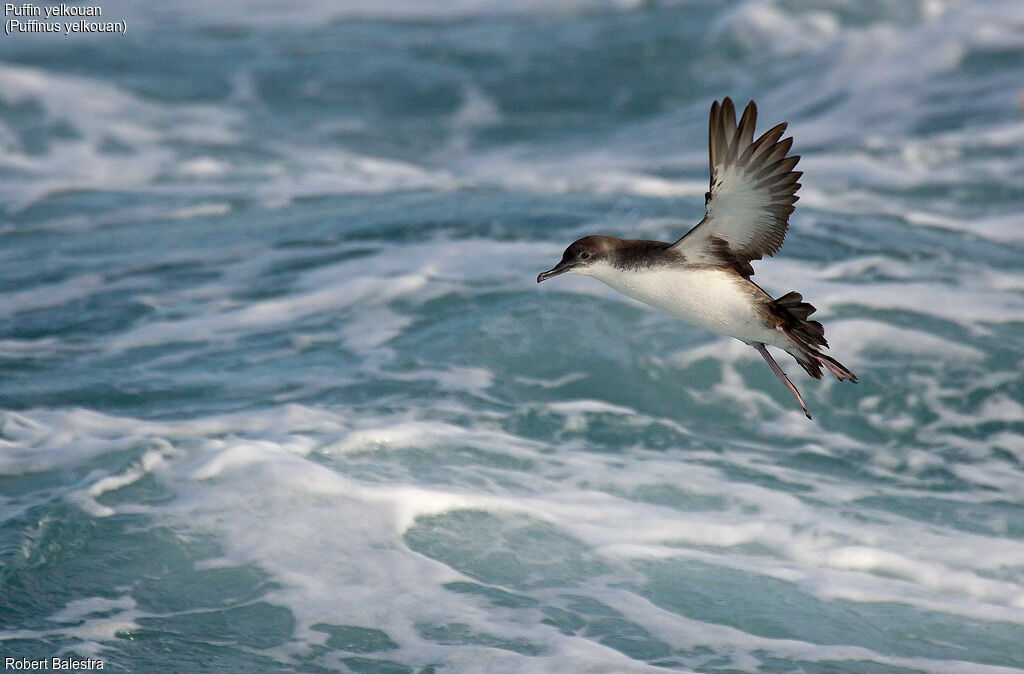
[580,251,591,260]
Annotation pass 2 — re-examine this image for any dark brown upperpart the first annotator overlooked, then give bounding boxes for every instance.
[607,238,685,270]
[564,235,686,271]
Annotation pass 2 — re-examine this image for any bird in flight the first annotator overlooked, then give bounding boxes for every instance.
[537,98,857,419]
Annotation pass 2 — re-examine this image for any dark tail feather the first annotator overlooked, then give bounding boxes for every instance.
[815,351,858,383]
[775,291,814,320]
[774,291,857,384]
[775,291,827,349]
[792,352,823,379]
[780,325,858,383]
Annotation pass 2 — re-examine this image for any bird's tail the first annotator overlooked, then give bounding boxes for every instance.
[773,291,858,383]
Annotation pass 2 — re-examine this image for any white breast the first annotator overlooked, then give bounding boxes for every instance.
[582,263,774,343]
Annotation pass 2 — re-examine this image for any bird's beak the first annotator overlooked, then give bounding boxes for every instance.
[537,261,575,283]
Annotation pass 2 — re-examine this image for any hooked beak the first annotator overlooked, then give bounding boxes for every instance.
[537,261,576,283]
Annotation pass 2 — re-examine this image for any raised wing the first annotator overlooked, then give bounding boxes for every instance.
[670,98,801,277]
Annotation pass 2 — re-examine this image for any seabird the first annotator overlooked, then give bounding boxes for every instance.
[537,98,857,419]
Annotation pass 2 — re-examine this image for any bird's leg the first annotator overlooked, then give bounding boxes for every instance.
[752,342,813,420]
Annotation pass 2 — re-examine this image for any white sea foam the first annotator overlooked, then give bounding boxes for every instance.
[3,0,1024,669]
[3,395,1023,671]
[105,238,556,353]
[0,274,105,318]
[0,64,238,210]
[1,0,1019,236]
[825,320,986,362]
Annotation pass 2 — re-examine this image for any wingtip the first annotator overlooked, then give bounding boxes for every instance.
[715,97,756,112]
[715,97,756,114]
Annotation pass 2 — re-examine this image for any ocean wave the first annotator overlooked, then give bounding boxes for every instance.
[3,398,1024,669]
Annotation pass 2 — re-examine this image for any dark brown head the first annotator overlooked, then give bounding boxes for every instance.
[537,235,620,282]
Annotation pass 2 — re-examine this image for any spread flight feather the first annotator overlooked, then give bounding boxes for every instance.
[670,98,802,278]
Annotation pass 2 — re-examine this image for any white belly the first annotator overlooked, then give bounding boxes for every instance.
[586,265,776,344]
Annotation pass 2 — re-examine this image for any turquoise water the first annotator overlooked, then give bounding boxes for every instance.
[2,1,1024,671]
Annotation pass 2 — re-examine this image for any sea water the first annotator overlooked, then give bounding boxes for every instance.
[1,0,1024,671]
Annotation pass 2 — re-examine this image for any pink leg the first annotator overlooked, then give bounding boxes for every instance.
[752,342,813,420]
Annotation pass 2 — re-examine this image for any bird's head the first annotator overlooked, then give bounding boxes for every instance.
[537,235,617,283]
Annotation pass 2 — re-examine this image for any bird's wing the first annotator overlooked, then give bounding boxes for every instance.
[670,98,801,278]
